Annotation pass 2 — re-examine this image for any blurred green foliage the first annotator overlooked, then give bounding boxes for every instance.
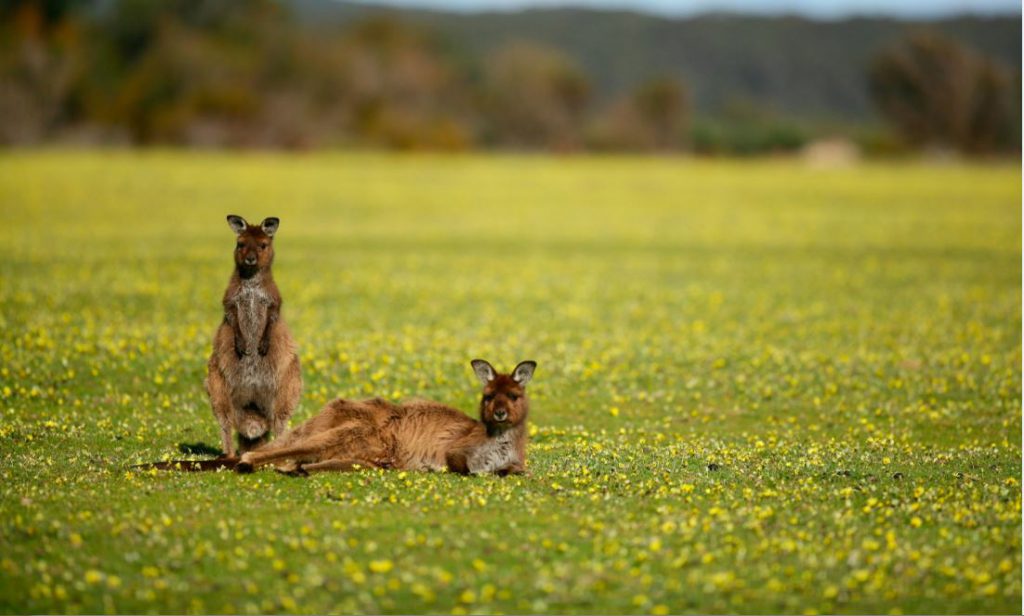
[0,0,1019,154]
[690,101,809,156]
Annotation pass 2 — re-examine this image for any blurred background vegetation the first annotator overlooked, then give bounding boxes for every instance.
[0,0,1019,156]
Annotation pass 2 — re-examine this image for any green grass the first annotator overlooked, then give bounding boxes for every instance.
[0,151,1020,615]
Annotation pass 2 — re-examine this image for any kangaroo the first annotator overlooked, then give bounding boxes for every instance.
[235,359,536,476]
[205,215,302,458]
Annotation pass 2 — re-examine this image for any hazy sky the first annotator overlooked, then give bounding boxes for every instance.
[349,0,1021,18]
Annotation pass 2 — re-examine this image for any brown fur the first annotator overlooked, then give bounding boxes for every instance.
[236,360,536,476]
[205,215,302,457]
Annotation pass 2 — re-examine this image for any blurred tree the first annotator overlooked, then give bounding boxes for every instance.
[0,0,86,143]
[0,0,78,27]
[84,0,302,146]
[328,17,475,150]
[481,42,590,150]
[868,32,1018,154]
[589,77,689,151]
[633,78,689,149]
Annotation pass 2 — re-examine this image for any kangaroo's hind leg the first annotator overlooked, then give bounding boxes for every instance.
[238,424,389,473]
[205,368,236,458]
[236,423,356,471]
[236,434,331,473]
[272,356,302,437]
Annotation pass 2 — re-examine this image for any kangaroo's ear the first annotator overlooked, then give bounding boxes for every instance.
[512,361,537,386]
[471,359,496,385]
[261,217,280,237]
[227,215,248,235]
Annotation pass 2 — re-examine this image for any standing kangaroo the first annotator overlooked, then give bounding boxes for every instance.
[205,215,302,457]
[235,359,536,476]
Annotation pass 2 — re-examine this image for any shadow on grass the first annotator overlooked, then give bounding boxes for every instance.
[131,442,236,472]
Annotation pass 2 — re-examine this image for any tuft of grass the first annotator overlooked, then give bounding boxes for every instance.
[0,151,1020,614]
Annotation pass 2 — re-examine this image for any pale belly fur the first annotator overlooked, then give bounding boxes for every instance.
[465,430,519,474]
[229,282,275,415]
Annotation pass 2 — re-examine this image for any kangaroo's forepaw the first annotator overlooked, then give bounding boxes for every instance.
[498,464,526,477]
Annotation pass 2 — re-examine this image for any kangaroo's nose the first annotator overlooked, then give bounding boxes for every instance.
[244,256,257,265]
[494,409,508,421]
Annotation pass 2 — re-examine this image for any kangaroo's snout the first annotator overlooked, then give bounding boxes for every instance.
[244,255,257,265]
[493,409,508,422]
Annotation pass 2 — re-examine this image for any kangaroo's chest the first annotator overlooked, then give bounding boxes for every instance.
[466,431,519,474]
[233,284,271,344]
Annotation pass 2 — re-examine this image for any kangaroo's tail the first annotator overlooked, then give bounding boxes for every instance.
[132,457,238,472]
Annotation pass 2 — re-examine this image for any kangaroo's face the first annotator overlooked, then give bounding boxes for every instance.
[227,215,279,278]
[471,360,536,430]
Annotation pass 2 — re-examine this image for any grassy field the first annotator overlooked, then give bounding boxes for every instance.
[0,151,1020,615]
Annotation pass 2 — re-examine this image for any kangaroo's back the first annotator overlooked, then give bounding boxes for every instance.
[390,400,482,471]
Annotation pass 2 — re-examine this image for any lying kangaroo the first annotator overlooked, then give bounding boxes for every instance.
[205,215,302,457]
[235,359,536,476]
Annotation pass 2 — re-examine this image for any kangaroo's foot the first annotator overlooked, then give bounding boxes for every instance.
[236,452,255,473]
[275,464,309,478]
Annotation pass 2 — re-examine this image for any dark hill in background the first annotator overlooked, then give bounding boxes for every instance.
[289,1,1021,121]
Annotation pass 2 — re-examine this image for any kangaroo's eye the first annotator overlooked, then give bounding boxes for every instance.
[507,393,519,401]
[483,394,494,402]
[260,243,268,250]
[236,243,244,250]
